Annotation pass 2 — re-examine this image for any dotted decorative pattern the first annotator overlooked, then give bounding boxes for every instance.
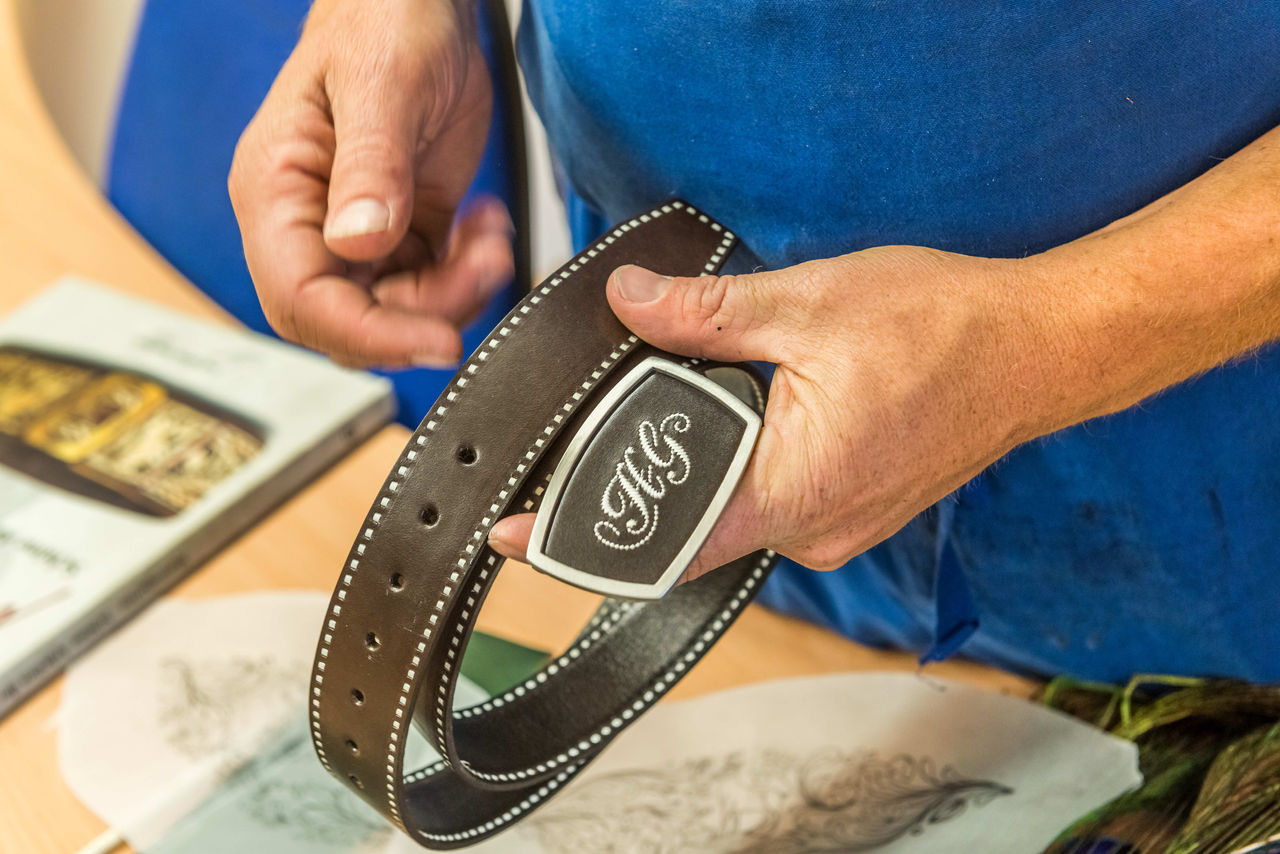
[309,200,754,844]
[422,341,656,762]
[452,549,772,786]
[452,601,641,720]
[419,765,581,845]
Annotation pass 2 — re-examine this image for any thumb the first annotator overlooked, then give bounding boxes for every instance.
[323,82,420,262]
[607,265,786,362]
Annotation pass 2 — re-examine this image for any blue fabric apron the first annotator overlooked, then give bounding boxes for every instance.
[517,0,1280,681]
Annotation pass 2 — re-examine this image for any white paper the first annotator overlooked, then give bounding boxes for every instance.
[61,594,1139,853]
[58,592,328,848]
[58,592,482,852]
[384,672,1140,854]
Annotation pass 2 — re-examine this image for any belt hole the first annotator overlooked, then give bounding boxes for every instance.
[389,572,405,591]
[419,504,439,527]
[349,774,364,789]
[351,688,365,706]
[345,739,360,755]
[456,443,478,465]
[365,632,381,651]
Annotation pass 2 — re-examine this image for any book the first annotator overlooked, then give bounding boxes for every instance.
[0,277,394,718]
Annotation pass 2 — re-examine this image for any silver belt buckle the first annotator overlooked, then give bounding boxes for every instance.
[527,356,761,600]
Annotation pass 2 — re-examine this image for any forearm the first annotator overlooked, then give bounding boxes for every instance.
[1014,124,1280,439]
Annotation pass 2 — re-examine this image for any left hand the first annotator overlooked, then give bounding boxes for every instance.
[489,245,1063,579]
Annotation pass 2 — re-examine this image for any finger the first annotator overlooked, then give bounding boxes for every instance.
[679,481,770,583]
[292,274,464,368]
[233,134,456,367]
[323,58,422,261]
[371,198,514,324]
[681,409,788,581]
[606,265,794,362]
[488,513,534,563]
[230,112,344,343]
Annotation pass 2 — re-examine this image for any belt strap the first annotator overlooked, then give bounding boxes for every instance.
[309,200,778,848]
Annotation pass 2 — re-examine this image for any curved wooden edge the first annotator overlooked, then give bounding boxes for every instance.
[0,0,223,319]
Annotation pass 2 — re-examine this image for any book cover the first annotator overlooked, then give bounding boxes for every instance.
[0,277,394,717]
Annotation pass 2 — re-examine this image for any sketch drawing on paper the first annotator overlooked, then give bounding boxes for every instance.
[157,656,304,757]
[520,748,1013,853]
[156,654,392,847]
[243,775,392,848]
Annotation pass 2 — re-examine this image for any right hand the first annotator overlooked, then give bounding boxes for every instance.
[229,0,513,369]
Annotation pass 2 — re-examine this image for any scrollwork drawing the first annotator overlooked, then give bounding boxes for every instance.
[243,776,391,848]
[522,748,1012,853]
[156,654,391,848]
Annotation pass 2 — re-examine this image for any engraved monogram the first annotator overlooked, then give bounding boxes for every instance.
[594,413,691,550]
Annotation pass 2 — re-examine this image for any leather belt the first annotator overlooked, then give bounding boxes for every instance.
[309,200,778,848]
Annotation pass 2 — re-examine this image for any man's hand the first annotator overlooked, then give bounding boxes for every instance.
[489,247,1052,578]
[229,0,512,369]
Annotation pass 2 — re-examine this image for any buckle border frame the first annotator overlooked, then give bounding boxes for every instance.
[525,356,762,600]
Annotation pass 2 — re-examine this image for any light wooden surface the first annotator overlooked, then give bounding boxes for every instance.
[0,4,1035,852]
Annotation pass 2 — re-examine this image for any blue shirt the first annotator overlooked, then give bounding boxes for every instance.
[517,1,1280,682]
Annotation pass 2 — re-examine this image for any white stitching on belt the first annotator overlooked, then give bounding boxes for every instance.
[310,200,740,833]
[416,552,774,841]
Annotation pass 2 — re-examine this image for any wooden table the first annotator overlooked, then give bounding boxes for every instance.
[0,5,1034,852]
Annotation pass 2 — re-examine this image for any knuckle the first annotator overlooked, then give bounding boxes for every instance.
[227,127,261,211]
[257,277,312,348]
[329,52,430,134]
[679,274,739,335]
[259,134,312,184]
[328,124,412,192]
[780,261,831,322]
[341,305,399,365]
[336,131,405,171]
[229,118,329,207]
[789,537,856,573]
[226,156,243,209]
[259,294,290,332]
[259,298,299,343]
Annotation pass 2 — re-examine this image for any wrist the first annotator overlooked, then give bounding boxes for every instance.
[996,248,1131,441]
[954,249,1150,452]
[950,254,1079,450]
[1004,222,1277,442]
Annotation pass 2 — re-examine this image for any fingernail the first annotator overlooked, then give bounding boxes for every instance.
[326,197,390,239]
[477,200,515,235]
[471,237,515,298]
[614,265,671,303]
[487,528,516,559]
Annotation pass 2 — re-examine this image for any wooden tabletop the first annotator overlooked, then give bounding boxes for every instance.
[0,5,1034,852]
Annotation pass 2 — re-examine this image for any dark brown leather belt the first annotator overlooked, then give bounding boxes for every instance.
[309,200,778,848]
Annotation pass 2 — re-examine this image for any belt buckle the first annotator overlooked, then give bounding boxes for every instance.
[527,356,761,600]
